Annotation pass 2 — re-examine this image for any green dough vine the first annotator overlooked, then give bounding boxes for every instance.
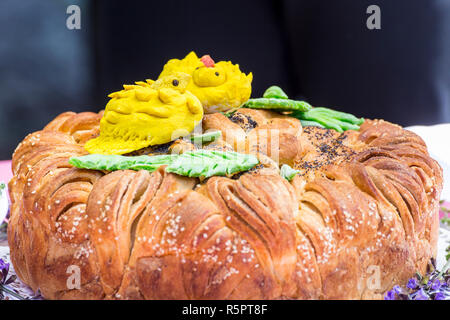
[241,86,364,132]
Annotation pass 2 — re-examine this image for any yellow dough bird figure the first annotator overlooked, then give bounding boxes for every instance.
[158,51,253,113]
[84,72,203,155]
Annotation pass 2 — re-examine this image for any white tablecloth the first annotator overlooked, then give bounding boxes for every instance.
[407,124,450,200]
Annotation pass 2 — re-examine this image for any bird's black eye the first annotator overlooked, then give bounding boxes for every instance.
[172,79,179,86]
[215,72,219,76]
[195,67,200,70]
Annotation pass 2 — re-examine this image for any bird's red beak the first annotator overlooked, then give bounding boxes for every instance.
[200,55,215,68]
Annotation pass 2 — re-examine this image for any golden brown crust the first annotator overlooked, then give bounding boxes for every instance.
[8,110,442,299]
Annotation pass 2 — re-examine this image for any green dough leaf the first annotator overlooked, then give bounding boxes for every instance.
[69,154,176,172]
[241,98,312,112]
[263,86,289,99]
[69,150,259,178]
[300,120,325,129]
[166,150,259,178]
[280,164,300,181]
[293,107,364,133]
[190,130,221,144]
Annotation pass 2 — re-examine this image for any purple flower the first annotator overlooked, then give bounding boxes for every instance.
[413,288,429,300]
[429,278,442,291]
[407,278,418,289]
[392,285,403,294]
[384,290,396,300]
[384,285,406,300]
[434,292,446,300]
[0,259,9,284]
[0,257,22,300]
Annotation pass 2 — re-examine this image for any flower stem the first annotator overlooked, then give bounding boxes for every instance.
[0,284,25,300]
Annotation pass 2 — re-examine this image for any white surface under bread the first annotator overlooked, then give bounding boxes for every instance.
[406,124,450,200]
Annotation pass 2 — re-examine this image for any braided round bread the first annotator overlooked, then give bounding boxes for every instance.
[8,109,442,299]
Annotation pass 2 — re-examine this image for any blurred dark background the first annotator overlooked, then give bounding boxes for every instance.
[0,0,449,159]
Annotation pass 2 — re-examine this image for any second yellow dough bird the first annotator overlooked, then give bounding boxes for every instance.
[159,51,253,113]
[84,72,203,155]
